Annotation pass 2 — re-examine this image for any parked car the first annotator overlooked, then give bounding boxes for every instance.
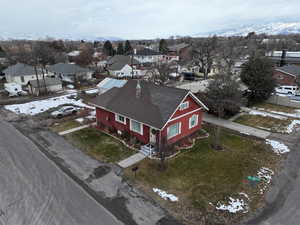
[275,85,300,95]
[51,106,81,118]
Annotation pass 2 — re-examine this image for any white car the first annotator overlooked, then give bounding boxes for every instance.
[275,86,299,95]
[51,106,81,118]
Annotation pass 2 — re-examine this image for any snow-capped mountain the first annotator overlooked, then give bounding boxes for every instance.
[0,32,122,42]
[194,22,300,37]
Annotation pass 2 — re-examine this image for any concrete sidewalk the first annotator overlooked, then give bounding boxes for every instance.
[203,113,271,139]
[118,153,146,168]
[58,122,96,136]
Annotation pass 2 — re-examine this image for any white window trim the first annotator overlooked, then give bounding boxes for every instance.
[130,119,143,135]
[115,114,126,124]
[179,101,189,110]
[167,122,181,139]
[189,114,199,129]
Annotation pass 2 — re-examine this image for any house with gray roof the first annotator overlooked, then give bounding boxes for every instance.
[47,63,93,83]
[106,55,142,77]
[3,63,44,85]
[90,80,208,156]
[133,48,164,64]
[28,78,62,96]
[274,64,300,90]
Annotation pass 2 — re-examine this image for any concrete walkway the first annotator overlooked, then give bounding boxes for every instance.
[58,123,96,136]
[203,113,271,139]
[118,153,146,168]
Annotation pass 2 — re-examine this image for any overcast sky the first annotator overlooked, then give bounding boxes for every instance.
[1,0,300,39]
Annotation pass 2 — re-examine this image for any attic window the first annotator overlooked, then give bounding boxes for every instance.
[179,101,189,110]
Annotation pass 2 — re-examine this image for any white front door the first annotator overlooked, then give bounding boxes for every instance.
[150,128,157,144]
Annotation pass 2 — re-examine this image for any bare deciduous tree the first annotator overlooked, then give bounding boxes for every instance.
[192,36,218,79]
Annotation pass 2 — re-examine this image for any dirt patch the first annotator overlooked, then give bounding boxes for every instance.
[86,166,111,183]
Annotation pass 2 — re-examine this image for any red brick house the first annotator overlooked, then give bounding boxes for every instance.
[90,80,208,155]
[274,65,300,86]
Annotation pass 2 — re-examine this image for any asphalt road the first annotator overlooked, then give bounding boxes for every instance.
[0,120,123,225]
[245,131,300,225]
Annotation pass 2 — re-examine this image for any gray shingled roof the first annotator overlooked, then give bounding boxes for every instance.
[276,64,300,77]
[29,78,62,88]
[168,43,190,52]
[107,55,140,71]
[135,48,161,56]
[48,63,91,74]
[3,63,39,77]
[90,80,206,129]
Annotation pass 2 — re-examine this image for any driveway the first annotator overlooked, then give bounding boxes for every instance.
[0,120,123,225]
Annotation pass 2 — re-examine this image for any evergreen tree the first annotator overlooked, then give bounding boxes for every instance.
[159,39,169,54]
[124,40,133,54]
[103,40,115,56]
[116,42,124,55]
[241,55,276,104]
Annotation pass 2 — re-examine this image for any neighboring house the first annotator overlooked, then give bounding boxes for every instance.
[274,64,300,87]
[106,55,142,77]
[90,80,208,155]
[168,43,192,61]
[47,63,93,83]
[133,48,164,64]
[3,63,43,86]
[97,78,127,94]
[28,78,62,96]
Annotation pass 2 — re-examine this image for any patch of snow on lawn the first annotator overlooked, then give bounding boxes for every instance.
[266,139,290,155]
[153,188,178,202]
[216,197,248,213]
[286,120,300,133]
[4,94,93,116]
[85,89,99,94]
[269,110,300,119]
[257,167,274,184]
[257,167,274,194]
[75,118,85,123]
[249,110,288,120]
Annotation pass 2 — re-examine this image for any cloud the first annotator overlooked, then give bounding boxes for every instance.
[0,0,300,39]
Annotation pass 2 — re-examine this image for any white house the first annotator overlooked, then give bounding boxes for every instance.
[108,64,142,77]
[133,48,164,64]
[106,55,142,77]
[3,63,44,85]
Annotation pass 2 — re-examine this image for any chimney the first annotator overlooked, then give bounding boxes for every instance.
[280,49,287,67]
[136,80,141,98]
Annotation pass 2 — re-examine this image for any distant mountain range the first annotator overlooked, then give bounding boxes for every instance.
[194,22,300,37]
[0,32,123,42]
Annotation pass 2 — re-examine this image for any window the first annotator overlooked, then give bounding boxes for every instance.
[189,114,199,129]
[167,122,181,139]
[130,120,143,135]
[115,114,126,124]
[20,76,25,83]
[179,101,189,110]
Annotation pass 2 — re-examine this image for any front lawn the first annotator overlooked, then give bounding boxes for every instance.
[66,128,136,163]
[124,126,279,224]
[234,114,291,132]
[51,120,81,132]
